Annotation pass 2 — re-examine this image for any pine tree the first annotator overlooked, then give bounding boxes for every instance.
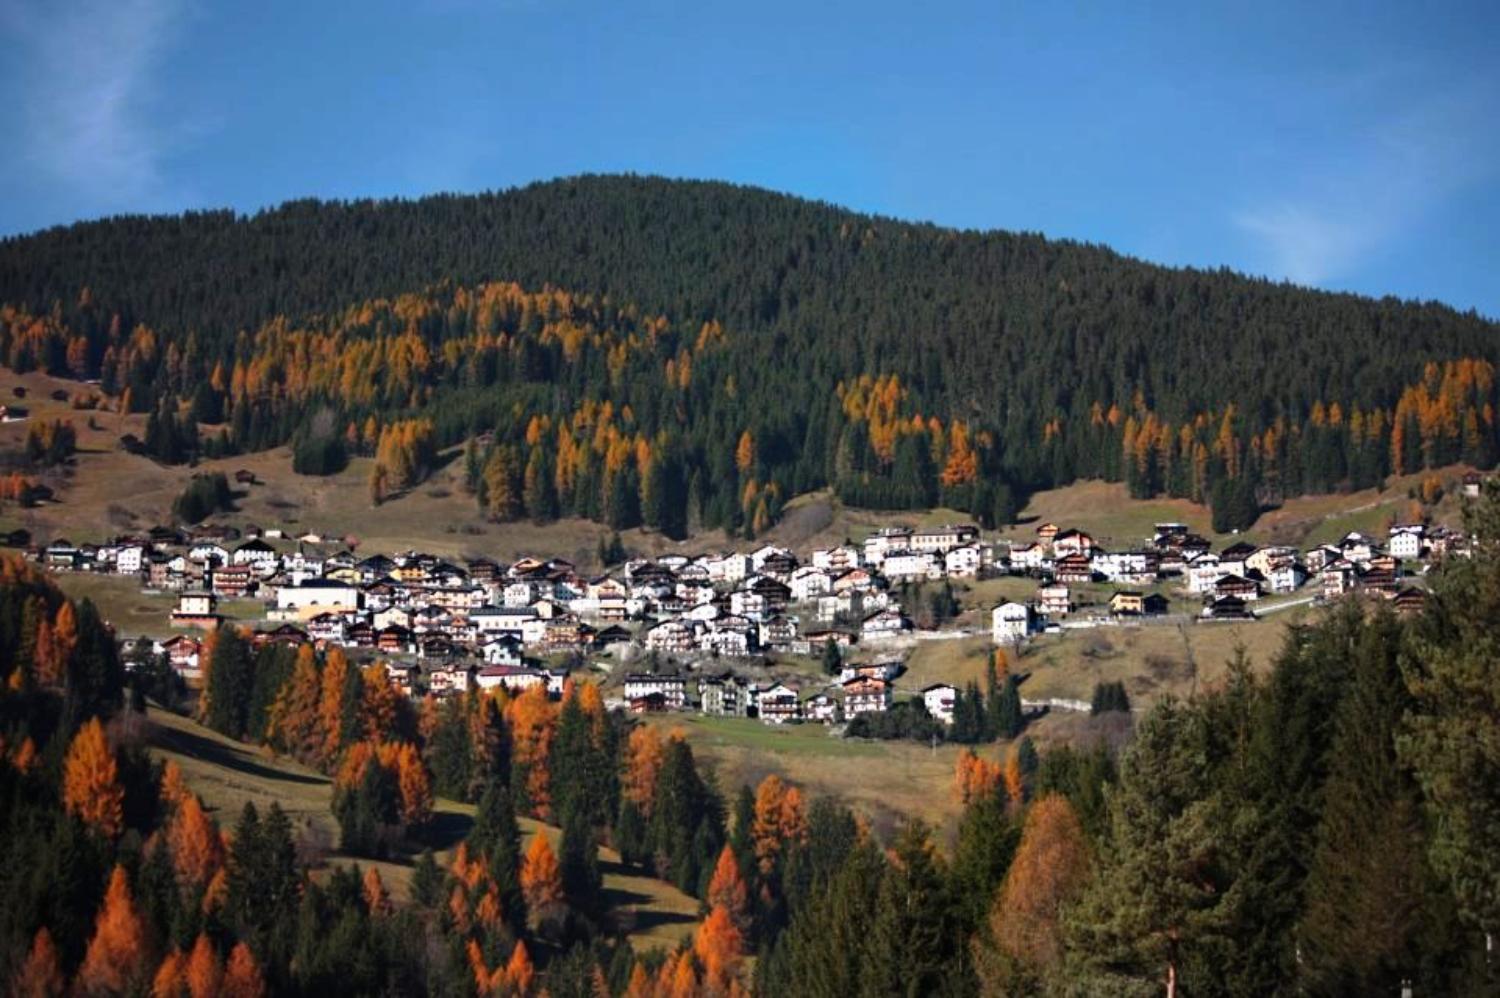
[1399,479,1500,940]
[1300,610,1457,992]
[203,625,253,739]
[1068,698,1235,995]
[558,803,603,917]
[859,822,956,995]
[995,674,1024,740]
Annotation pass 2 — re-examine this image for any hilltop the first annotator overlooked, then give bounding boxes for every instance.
[0,174,1495,546]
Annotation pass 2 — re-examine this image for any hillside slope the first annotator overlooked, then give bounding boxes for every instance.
[1,175,1496,537]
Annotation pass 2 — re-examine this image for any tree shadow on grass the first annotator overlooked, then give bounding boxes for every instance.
[148,720,327,787]
[421,809,475,852]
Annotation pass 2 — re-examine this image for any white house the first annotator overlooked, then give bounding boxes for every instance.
[475,665,549,695]
[1038,584,1071,618]
[116,544,147,576]
[624,673,688,710]
[944,544,983,578]
[758,682,802,724]
[789,566,834,602]
[811,546,861,571]
[1389,525,1425,561]
[992,601,1035,644]
[882,550,940,583]
[1186,553,1225,594]
[1009,543,1048,572]
[1093,550,1158,585]
[922,683,958,724]
[860,608,910,640]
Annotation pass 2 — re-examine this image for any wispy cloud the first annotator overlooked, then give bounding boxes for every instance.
[1233,85,1497,288]
[3,0,187,213]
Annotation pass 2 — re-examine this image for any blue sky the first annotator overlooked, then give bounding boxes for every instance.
[2,0,1497,317]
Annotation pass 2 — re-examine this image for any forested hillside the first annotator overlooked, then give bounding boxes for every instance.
[2,175,1497,534]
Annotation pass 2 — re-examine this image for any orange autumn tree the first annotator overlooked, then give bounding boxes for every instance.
[520,833,564,920]
[735,430,755,474]
[360,663,402,740]
[954,747,1003,805]
[505,941,535,996]
[318,647,355,764]
[694,904,746,993]
[267,644,323,763]
[363,866,392,916]
[707,845,751,936]
[168,794,225,894]
[1003,748,1026,809]
[751,775,808,876]
[33,600,76,688]
[623,726,665,816]
[77,866,151,996]
[63,718,124,839]
[184,933,222,998]
[159,759,190,810]
[336,739,433,826]
[506,684,557,817]
[152,949,187,998]
[940,419,980,487]
[975,794,1092,991]
[13,927,65,998]
[221,943,267,998]
[623,962,652,998]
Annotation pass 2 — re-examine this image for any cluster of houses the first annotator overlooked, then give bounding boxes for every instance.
[22,489,1476,727]
[991,517,1457,643]
[27,520,996,723]
[621,660,961,728]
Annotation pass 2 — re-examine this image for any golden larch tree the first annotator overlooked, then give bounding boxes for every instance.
[505,941,535,996]
[623,962,652,998]
[707,845,751,936]
[363,866,391,916]
[694,904,745,993]
[977,794,1091,989]
[360,663,401,740]
[151,949,186,998]
[63,718,125,839]
[520,833,564,917]
[268,644,322,763]
[168,794,224,893]
[221,942,267,998]
[77,866,150,996]
[317,647,352,764]
[185,933,222,998]
[623,726,664,814]
[13,927,65,998]
[735,431,755,474]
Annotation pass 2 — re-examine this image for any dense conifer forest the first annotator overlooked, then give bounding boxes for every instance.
[1,175,1498,534]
